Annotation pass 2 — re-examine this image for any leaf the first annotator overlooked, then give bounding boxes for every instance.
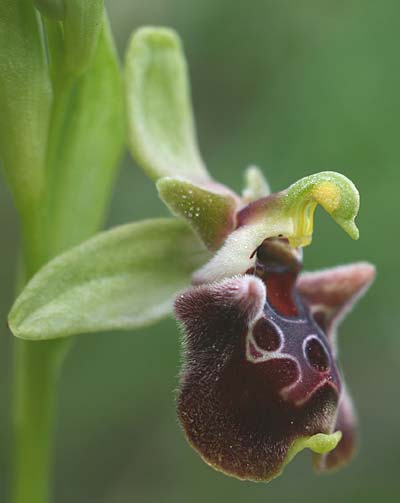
[34,0,65,20]
[0,0,52,229]
[124,27,210,182]
[8,219,209,340]
[63,0,104,75]
[157,177,237,250]
[43,17,124,261]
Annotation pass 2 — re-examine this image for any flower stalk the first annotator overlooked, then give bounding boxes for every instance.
[12,339,70,503]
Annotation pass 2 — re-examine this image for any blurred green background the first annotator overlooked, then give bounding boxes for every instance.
[0,0,398,501]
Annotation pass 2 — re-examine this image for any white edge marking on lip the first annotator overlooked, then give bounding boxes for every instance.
[245,317,302,401]
[246,316,284,362]
[246,323,337,407]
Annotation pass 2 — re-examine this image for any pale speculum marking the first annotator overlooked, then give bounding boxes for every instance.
[245,238,341,406]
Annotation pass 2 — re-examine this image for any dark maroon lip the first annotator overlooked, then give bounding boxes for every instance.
[175,236,374,480]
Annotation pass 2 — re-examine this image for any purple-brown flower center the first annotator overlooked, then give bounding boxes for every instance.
[246,239,341,405]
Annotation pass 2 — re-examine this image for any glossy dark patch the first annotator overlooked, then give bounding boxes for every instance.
[253,317,281,351]
[305,337,330,372]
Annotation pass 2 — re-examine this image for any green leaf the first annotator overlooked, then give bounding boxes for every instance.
[63,0,104,75]
[42,17,124,263]
[9,219,209,340]
[157,177,237,250]
[125,27,210,182]
[34,0,65,20]
[0,0,52,240]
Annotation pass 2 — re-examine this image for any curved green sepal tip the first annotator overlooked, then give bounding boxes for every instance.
[283,171,359,247]
[125,27,209,182]
[285,431,342,467]
[157,177,237,250]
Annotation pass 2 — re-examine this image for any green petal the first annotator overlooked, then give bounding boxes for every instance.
[242,165,271,202]
[124,27,209,182]
[157,177,237,250]
[8,219,209,340]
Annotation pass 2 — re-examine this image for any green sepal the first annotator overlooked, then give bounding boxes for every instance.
[157,177,237,250]
[283,171,359,247]
[8,219,209,340]
[34,0,65,19]
[63,0,104,75]
[125,27,209,182]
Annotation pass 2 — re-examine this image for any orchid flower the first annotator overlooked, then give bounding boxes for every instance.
[8,26,375,484]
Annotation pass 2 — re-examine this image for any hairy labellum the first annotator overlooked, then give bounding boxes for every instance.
[175,239,374,481]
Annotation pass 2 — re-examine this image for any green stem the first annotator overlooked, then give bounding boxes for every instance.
[11,26,73,503]
[9,11,120,502]
[12,338,70,503]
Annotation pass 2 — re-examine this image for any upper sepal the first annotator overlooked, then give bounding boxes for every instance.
[125,27,210,183]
